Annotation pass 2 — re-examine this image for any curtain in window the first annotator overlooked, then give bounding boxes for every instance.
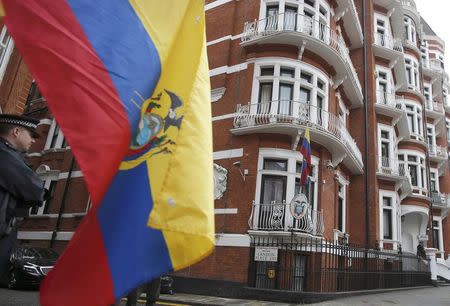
[284,6,297,31]
[265,6,279,31]
[278,83,293,116]
[258,83,272,114]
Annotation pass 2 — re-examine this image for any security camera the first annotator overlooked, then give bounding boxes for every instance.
[233,161,241,167]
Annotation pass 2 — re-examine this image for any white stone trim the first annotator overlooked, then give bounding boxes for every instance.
[205,0,233,11]
[207,34,243,46]
[401,204,429,216]
[211,87,226,102]
[215,208,238,214]
[209,63,248,77]
[213,148,243,160]
[212,113,235,121]
[215,233,250,247]
[17,231,74,241]
[58,170,83,180]
[379,189,399,247]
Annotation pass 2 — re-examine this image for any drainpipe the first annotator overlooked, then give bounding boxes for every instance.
[362,0,370,249]
[50,156,75,248]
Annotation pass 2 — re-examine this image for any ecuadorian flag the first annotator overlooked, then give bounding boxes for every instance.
[3,1,214,305]
[299,128,311,186]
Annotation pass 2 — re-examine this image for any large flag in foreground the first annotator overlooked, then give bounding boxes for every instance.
[3,1,214,305]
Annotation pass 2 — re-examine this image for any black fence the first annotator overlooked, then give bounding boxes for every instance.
[248,236,431,292]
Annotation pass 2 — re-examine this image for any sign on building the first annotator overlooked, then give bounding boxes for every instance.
[254,246,278,262]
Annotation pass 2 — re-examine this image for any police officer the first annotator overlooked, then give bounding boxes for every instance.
[0,114,46,285]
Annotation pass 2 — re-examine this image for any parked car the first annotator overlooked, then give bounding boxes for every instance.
[5,246,58,289]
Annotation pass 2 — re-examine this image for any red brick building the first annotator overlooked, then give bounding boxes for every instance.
[1,0,450,295]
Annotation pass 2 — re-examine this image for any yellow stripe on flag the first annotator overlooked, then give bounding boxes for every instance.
[124,0,214,270]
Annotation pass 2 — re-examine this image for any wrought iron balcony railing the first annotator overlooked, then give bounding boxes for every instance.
[378,157,409,177]
[374,33,403,52]
[431,191,450,208]
[376,90,405,110]
[428,145,447,159]
[234,100,363,168]
[248,202,324,236]
[241,12,362,96]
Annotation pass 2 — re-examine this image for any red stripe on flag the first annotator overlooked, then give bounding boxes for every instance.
[3,0,130,206]
[40,214,114,306]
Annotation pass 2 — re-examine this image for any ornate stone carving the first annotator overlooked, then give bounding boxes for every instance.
[213,163,228,200]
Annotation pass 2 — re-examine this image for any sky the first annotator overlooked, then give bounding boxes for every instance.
[415,0,450,70]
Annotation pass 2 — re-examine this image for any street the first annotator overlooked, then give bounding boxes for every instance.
[1,287,450,306]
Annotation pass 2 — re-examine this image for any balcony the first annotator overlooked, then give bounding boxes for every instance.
[376,157,412,200]
[373,33,404,59]
[335,0,363,49]
[232,100,364,173]
[431,192,450,209]
[422,59,445,78]
[248,202,324,236]
[241,12,363,107]
[375,91,409,140]
[428,145,448,174]
[425,100,445,119]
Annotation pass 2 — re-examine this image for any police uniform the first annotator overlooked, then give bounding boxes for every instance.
[0,114,45,283]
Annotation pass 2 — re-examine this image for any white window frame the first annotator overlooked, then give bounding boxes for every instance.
[374,13,393,48]
[405,55,420,91]
[404,100,423,140]
[446,119,450,142]
[377,124,396,170]
[429,168,439,192]
[423,83,432,109]
[426,123,436,153]
[259,0,331,32]
[375,65,394,104]
[0,26,14,84]
[336,174,348,234]
[398,150,427,196]
[379,190,398,248]
[255,148,319,211]
[404,15,417,45]
[44,119,67,150]
[432,216,443,252]
[251,58,329,121]
[420,40,429,67]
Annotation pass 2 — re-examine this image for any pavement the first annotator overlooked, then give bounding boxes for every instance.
[2,286,450,306]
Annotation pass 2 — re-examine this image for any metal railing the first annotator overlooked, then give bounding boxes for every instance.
[426,100,444,113]
[401,0,417,9]
[423,59,444,73]
[378,157,409,177]
[374,33,403,52]
[431,191,449,208]
[248,236,431,293]
[234,100,363,168]
[241,12,362,95]
[376,90,405,109]
[248,202,324,236]
[428,145,447,159]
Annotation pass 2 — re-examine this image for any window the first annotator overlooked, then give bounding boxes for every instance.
[382,197,393,239]
[446,120,450,142]
[257,149,319,210]
[379,191,398,244]
[0,26,14,83]
[45,120,68,150]
[336,177,347,233]
[376,67,394,105]
[30,180,57,216]
[262,0,330,37]
[404,16,416,44]
[432,219,442,251]
[420,40,429,67]
[398,151,427,195]
[404,102,423,139]
[423,85,432,109]
[405,56,420,91]
[427,124,436,154]
[378,125,395,170]
[430,169,438,192]
[252,60,328,125]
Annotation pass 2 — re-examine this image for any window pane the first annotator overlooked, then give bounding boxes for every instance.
[383,209,392,239]
[261,67,274,76]
[300,72,312,83]
[383,197,392,207]
[261,175,286,204]
[338,198,343,232]
[264,159,287,171]
[280,67,295,78]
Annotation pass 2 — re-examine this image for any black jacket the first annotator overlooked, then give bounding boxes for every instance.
[0,138,45,236]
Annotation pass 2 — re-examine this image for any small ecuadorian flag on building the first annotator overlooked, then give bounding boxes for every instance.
[299,128,312,186]
[2,1,215,306]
